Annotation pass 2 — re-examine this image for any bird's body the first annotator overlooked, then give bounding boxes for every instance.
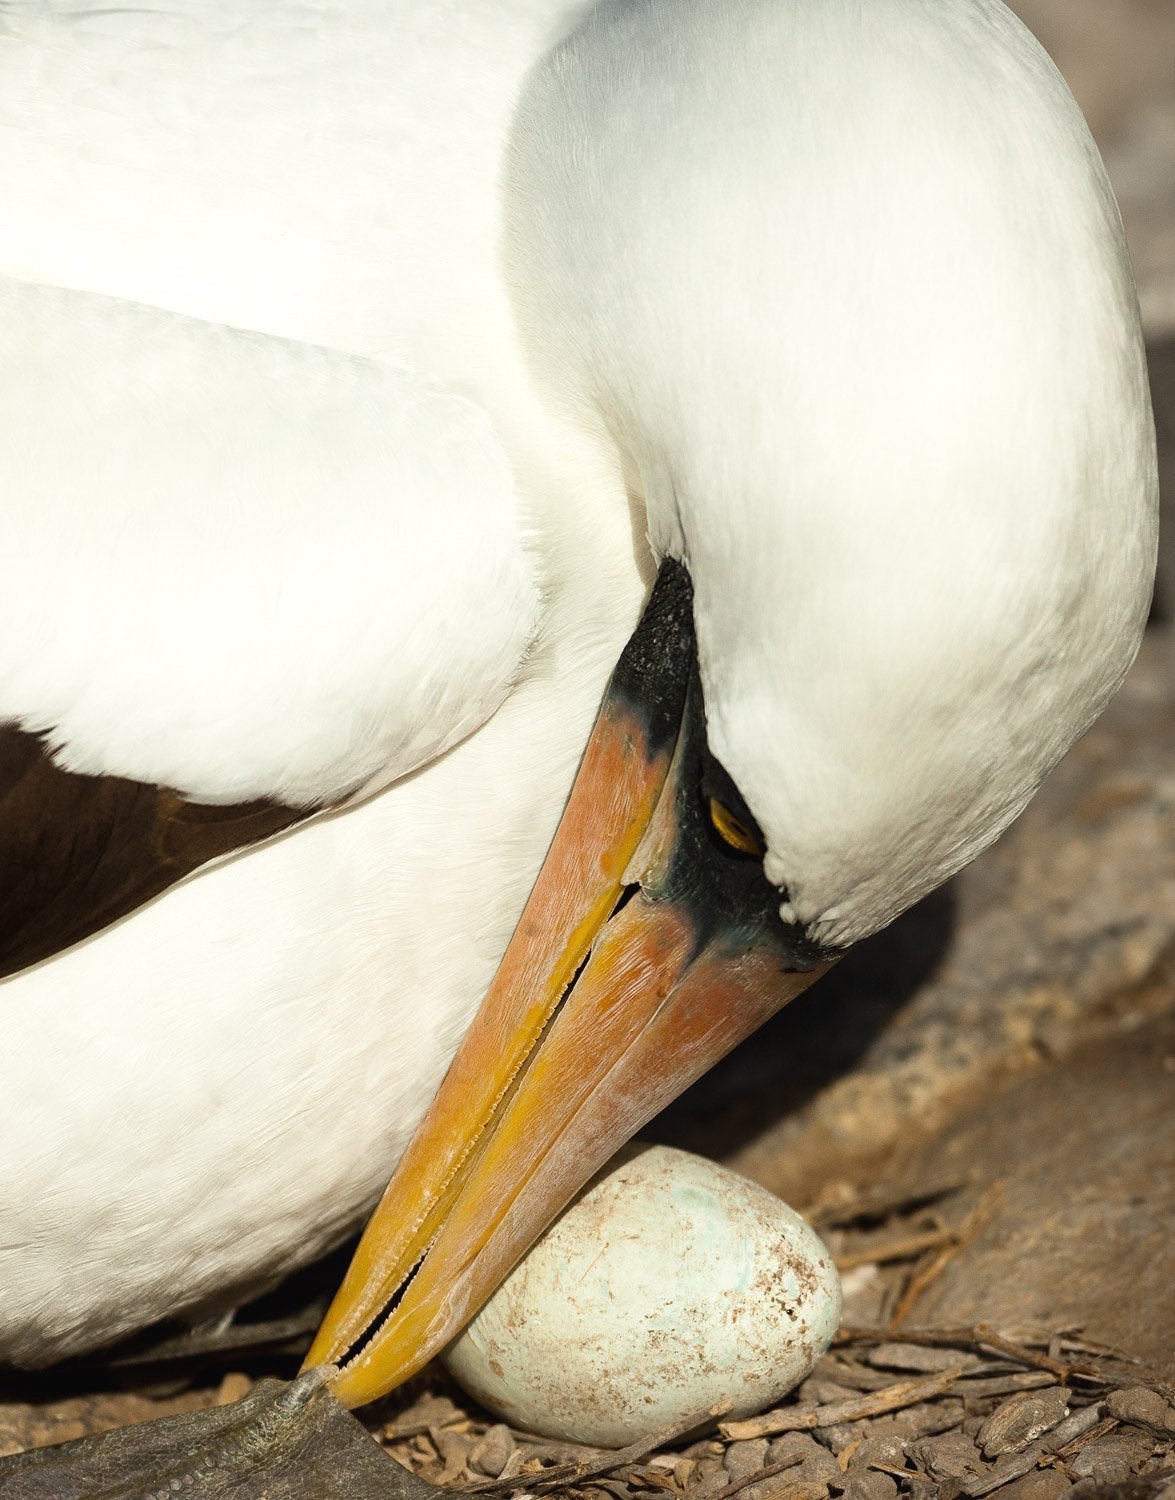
[0,0,1156,1375]
[0,0,644,1362]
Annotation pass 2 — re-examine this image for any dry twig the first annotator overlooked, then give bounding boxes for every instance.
[887,1187,1002,1328]
[719,1366,966,1441]
[834,1228,957,1271]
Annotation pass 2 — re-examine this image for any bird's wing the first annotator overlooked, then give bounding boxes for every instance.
[0,279,539,978]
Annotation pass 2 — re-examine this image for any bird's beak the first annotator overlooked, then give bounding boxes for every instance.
[306,562,830,1408]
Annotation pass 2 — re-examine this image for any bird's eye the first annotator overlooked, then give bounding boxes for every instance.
[708,797,764,857]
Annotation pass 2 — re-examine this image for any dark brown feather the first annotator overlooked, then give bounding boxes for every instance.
[0,724,309,979]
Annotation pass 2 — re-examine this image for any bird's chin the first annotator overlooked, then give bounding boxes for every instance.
[305,561,829,1408]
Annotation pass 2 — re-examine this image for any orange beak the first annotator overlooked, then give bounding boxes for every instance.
[305,562,830,1408]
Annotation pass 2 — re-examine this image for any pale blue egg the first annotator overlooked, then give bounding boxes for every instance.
[444,1143,842,1446]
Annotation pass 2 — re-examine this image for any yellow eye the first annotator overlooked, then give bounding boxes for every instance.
[708,797,763,857]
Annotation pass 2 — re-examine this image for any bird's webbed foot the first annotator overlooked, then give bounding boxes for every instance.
[0,1367,441,1499]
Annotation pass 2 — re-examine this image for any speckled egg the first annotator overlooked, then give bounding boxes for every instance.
[443,1143,842,1446]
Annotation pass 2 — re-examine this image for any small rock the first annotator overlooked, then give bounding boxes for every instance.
[887,1398,966,1439]
[469,1423,515,1477]
[799,1450,841,1488]
[840,1472,898,1500]
[724,1438,769,1482]
[863,1343,980,1375]
[804,1450,843,1486]
[911,1429,984,1480]
[759,1430,841,1495]
[978,1388,1071,1457]
[768,1432,831,1467]
[815,1423,862,1452]
[770,1483,829,1500]
[434,1427,473,1482]
[846,1435,906,1473]
[1068,1429,1156,1484]
[689,1454,727,1494]
[1104,1386,1175,1435]
[994,1470,1073,1499]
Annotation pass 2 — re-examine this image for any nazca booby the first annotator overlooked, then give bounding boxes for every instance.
[0,0,1156,1407]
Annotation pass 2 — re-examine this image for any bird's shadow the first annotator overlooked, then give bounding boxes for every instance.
[644,880,958,1165]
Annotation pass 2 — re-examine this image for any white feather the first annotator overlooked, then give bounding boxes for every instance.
[0,280,538,805]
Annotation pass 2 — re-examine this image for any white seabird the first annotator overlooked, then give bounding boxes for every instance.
[0,0,1156,1404]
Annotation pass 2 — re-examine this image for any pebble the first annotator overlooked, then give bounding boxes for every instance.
[888,1398,966,1439]
[673,1457,697,1491]
[910,1429,984,1480]
[814,1422,860,1452]
[468,1423,514,1478]
[1068,1428,1156,1484]
[434,1428,472,1482]
[444,1144,841,1446]
[723,1438,769,1482]
[995,1471,1073,1499]
[689,1455,727,1495]
[846,1435,906,1474]
[1105,1385,1175,1434]
[767,1432,833,1469]
[760,1431,841,1492]
[840,1472,899,1500]
[977,1388,1070,1457]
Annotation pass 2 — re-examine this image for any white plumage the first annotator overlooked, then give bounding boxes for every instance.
[0,0,1156,1366]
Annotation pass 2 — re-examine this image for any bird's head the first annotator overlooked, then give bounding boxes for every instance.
[308,0,1156,1404]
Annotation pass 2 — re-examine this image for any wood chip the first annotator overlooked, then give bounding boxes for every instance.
[976,1388,1070,1458]
[960,1404,1114,1496]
